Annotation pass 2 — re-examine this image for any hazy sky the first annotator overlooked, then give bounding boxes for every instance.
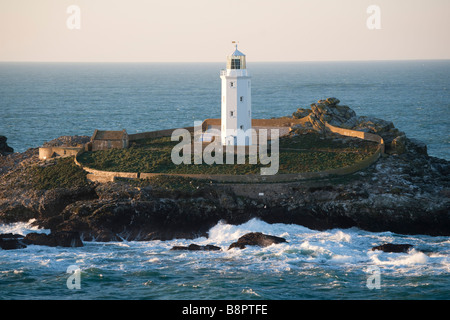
[1,0,449,62]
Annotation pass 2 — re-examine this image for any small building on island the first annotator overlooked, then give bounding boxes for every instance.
[90,129,129,151]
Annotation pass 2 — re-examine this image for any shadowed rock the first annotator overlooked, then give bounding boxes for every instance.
[0,233,27,250]
[371,243,413,253]
[24,231,83,247]
[0,136,14,156]
[228,232,287,250]
[171,244,221,251]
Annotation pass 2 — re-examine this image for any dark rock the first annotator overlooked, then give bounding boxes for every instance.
[38,186,98,220]
[0,136,14,156]
[371,243,413,253]
[171,244,222,251]
[0,233,27,250]
[228,232,287,250]
[407,138,428,156]
[353,116,395,134]
[24,231,83,247]
[390,134,408,155]
[44,197,223,242]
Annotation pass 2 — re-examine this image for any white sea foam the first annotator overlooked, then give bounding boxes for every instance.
[369,249,429,266]
[177,218,450,276]
[2,217,450,301]
[242,288,261,297]
[0,219,49,235]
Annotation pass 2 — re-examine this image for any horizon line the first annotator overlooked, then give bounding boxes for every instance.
[1,58,449,64]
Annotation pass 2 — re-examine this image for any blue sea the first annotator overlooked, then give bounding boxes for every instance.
[0,61,449,300]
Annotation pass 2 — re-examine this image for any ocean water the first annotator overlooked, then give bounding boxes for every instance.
[1,219,450,300]
[0,61,449,300]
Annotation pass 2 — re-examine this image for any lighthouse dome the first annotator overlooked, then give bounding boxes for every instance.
[226,45,246,70]
[231,48,245,57]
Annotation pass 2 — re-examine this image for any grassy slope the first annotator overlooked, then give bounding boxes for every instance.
[77,133,379,175]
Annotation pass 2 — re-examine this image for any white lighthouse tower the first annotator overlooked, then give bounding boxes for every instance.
[220,43,252,146]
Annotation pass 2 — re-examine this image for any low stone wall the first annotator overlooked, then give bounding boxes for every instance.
[325,122,385,154]
[128,127,194,141]
[201,118,307,131]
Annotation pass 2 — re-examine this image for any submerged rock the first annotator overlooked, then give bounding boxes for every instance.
[23,231,83,247]
[171,244,221,251]
[0,233,27,250]
[371,243,414,253]
[228,232,287,250]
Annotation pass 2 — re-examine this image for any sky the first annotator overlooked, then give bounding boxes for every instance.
[0,0,449,62]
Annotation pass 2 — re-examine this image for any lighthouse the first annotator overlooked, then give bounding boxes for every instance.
[220,43,252,146]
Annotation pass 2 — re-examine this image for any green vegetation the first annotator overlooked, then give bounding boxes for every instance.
[29,157,88,190]
[77,133,379,175]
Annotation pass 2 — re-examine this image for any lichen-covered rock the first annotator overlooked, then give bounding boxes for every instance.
[292,108,311,119]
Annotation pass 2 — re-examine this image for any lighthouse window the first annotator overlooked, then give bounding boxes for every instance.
[230,82,234,87]
[230,58,241,69]
[230,111,234,117]
[240,96,244,102]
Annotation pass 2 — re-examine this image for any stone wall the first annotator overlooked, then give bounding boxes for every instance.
[128,127,195,141]
[324,122,385,154]
[201,118,308,131]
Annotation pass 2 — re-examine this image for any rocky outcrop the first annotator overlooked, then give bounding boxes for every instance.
[42,135,90,148]
[0,231,83,249]
[228,232,287,250]
[0,136,14,156]
[292,98,427,156]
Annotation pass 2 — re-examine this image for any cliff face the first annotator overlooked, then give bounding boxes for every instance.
[1,100,449,241]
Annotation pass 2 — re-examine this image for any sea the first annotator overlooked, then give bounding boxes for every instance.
[0,61,449,301]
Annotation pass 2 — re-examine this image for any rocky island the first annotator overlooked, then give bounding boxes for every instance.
[0,99,449,249]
